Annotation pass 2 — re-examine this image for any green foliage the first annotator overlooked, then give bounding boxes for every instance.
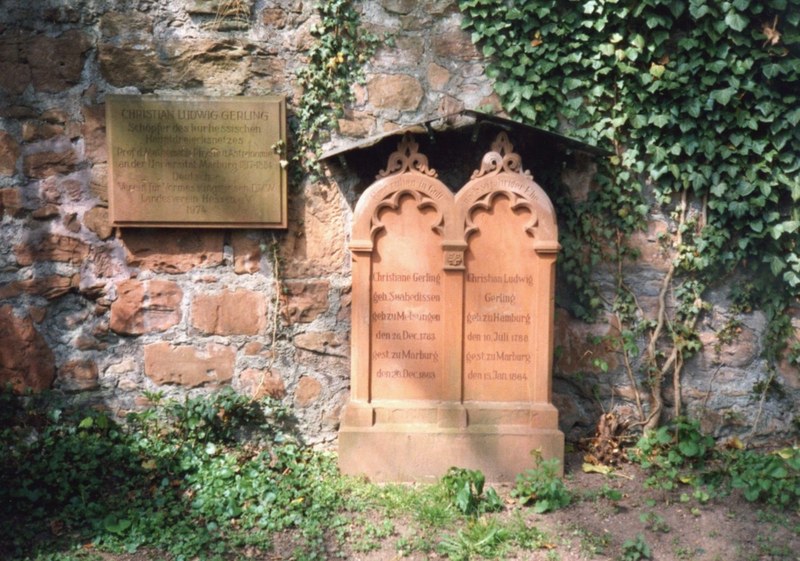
[639,510,671,533]
[725,445,800,508]
[510,451,571,513]
[630,417,717,490]
[458,0,800,360]
[0,389,344,561]
[620,534,652,561]
[631,418,800,510]
[294,0,379,178]
[437,518,511,561]
[442,467,504,516]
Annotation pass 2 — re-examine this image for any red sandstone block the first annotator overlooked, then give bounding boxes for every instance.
[144,342,234,387]
[0,305,55,391]
[191,289,267,336]
[110,279,183,335]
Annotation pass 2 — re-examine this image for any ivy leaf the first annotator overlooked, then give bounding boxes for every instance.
[724,12,749,32]
[787,107,800,127]
[710,87,737,106]
[763,63,782,79]
[784,271,800,288]
[649,114,670,128]
[650,63,666,78]
[598,43,615,56]
[689,0,709,19]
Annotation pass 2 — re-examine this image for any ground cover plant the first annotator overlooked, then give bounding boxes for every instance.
[1,389,798,561]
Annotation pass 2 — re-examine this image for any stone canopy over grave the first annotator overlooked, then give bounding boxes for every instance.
[338,132,564,482]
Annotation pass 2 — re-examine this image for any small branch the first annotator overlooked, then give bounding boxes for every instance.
[673,351,683,419]
[745,369,777,445]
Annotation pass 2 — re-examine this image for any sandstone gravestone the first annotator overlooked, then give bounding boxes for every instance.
[339,133,564,481]
[107,95,287,228]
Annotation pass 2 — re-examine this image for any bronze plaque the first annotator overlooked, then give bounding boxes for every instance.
[107,95,287,228]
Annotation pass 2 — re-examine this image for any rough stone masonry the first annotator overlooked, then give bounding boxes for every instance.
[0,0,797,445]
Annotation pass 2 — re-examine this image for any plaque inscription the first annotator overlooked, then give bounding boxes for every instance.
[107,95,287,228]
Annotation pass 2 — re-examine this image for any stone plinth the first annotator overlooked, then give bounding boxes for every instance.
[339,134,564,482]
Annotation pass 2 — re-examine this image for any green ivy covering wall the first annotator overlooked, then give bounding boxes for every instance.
[459,0,800,427]
[295,0,379,179]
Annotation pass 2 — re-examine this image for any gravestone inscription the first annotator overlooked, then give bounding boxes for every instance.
[339,133,563,481]
[107,95,287,228]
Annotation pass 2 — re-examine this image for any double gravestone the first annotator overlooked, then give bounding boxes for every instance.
[339,133,563,481]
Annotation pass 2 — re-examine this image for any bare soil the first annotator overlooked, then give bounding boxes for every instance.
[324,452,800,561]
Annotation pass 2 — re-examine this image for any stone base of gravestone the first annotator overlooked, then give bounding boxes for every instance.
[339,403,563,481]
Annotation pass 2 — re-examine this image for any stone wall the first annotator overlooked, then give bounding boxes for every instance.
[1,0,797,445]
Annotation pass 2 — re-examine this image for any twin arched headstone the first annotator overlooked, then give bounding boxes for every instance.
[339,133,564,481]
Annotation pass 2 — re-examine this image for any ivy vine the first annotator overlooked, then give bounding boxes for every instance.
[294,0,379,179]
[459,0,800,430]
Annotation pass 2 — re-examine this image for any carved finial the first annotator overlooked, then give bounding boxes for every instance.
[377,134,437,179]
[470,132,532,180]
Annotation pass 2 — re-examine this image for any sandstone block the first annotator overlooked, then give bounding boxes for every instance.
[191,289,267,336]
[432,29,481,60]
[88,244,124,279]
[281,280,330,324]
[294,331,348,356]
[427,63,451,90]
[231,232,262,274]
[238,367,286,399]
[423,0,456,14]
[295,376,322,407]
[1,188,23,216]
[262,7,287,27]
[123,229,224,273]
[15,234,90,266]
[58,359,99,391]
[84,206,113,240]
[337,112,376,137]
[99,13,164,90]
[32,204,60,219]
[0,131,19,175]
[438,94,464,115]
[279,184,347,277]
[144,342,235,387]
[0,275,79,300]
[367,74,424,111]
[64,213,81,232]
[22,147,79,179]
[28,30,90,92]
[0,305,55,391]
[0,32,32,95]
[0,30,89,94]
[337,285,352,322]
[61,178,85,201]
[373,36,425,67]
[90,164,109,202]
[244,341,266,355]
[22,120,64,142]
[82,105,107,163]
[110,279,183,335]
[39,176,61,202]
[75,333,108,351]
[380,0,416,14]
